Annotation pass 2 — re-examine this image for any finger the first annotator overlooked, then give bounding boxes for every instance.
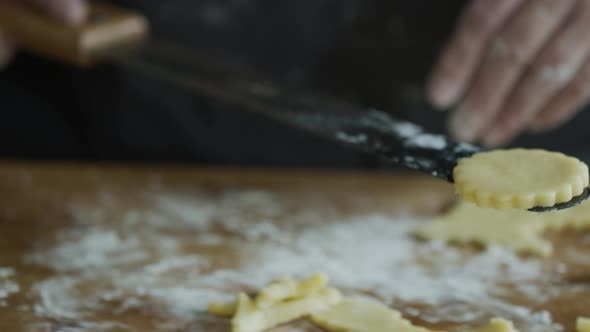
[0,31,15,69]
[428,0,523,108]
[27,0,87,25]
[530,58,590,132]
[449,0,576,142]
[482,1,590,146]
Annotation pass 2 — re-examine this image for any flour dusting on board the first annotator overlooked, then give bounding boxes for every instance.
[0,267,19,307]
[24,190,563,331]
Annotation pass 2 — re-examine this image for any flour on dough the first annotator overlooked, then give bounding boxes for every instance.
[578,317,590,332]
[310,297,519,332]
[454,149,589,209]
[416,201,552,256]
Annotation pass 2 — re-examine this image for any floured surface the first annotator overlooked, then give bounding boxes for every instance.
[0,267,19,308]
[0,165,588,332]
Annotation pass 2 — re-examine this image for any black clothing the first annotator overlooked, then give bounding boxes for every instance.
[1,0,588,166]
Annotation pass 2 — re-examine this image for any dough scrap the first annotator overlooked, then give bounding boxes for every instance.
[416,201,552,256]
[310,297,519,332]
[310,297,432,332]
[454,149,589,210]
[543,199,590,231]
[231,288,340,332]
[208,274,340,332]
[475,318,519,332]
[208,273,330,317]
[256,272,328,308]
[578,317,590,332]
[418,198,590,256]
[210,274,522,332]
[208,300,237,317]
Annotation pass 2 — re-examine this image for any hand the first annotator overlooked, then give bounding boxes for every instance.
[0,0,88,68]
[428,0,590,146]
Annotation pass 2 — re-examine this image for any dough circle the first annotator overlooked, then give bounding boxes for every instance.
[454,149,589,209]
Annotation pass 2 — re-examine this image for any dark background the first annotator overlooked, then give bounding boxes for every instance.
[1,0,588,167]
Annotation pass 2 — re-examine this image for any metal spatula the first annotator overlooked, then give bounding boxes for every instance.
[1,1,587,212]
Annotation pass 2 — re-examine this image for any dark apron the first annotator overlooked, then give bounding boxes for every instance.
[1,0,587,166]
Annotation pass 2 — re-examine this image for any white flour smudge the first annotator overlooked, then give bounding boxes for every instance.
[335,132,368,144]
[0,267,19,306]
[406,133,447,150]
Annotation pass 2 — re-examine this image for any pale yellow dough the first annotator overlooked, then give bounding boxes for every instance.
[208,273,340,332]
[543,198,590,231]
[209,274,521,332]
[416,202,552,256]
[231,288,341,332]
[454,149,589,209]
[255,273,328,308]
[418,199,590,256]
[475,318,520,332]
[578,317,590,332]
[309,297,432,332]
[310,297,519,332]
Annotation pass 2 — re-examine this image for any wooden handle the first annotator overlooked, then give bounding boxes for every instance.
[0,2,149,66]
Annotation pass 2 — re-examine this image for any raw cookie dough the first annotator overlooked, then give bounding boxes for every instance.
[208,273,329,316]
[543,200,590,231]
[454,149,589,210]
[310,297,431,332]
[416,201,552,256]
[208,273,340,332]
[578,317,590,332]
[475,318,520,332]
[310,297,519,332]
[231,288,340,332]
[255,273,328,308]
[210,274,521,332]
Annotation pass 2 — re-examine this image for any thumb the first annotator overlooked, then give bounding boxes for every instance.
[29,0,88,26]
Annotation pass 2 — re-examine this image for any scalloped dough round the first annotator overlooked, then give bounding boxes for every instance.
[454,149,589,209]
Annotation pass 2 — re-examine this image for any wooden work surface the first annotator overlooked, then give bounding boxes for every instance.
[0,163,588,332]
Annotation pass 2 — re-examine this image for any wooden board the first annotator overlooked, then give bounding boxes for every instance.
[0,163,588,332]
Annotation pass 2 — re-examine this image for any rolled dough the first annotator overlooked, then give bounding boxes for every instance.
[231,288,341,332]
[418,199,590,256]
[454,149,589,210]
[416,201,552,256]
[578,317,590,332]
[310,297,519,332]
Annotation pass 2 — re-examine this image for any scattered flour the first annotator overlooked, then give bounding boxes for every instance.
[362,109,448,151]
[335,132,368,144]
[0,267,19,306]
[406,133,447,150]
[23,190,563,331]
